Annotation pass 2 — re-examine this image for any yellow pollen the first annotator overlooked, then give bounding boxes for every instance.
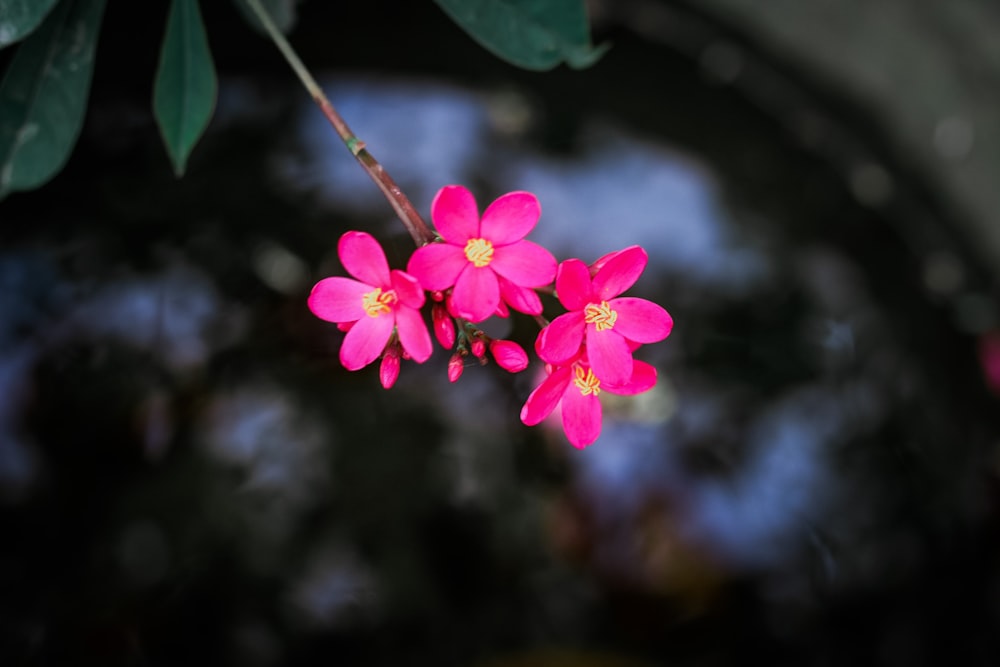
[362,287,397,317]
[584,301,618,331]
[573,366,601,396]
[463,238,495,268]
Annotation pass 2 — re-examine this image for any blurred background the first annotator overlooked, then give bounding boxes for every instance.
[3,0,1000,664]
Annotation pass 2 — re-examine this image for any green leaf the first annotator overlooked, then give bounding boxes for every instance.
[0,0,106,200]
[433,0,608,71]
[0,0,62,48]
[233,0,300,36]
[154,0,217,177]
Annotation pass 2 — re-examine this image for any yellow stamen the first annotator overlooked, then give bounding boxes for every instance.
[573,366,601,396]
[362,287,397,317]
[584,301,617,331]
[463,238,495,268]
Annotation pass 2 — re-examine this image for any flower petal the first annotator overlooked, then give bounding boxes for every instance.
[406,243,467,291]
[490,240,557,288]
[431,184,480,243]
[520,365,572,426]
[535,311,585,364]
[491,339,529,372]
[561,382,602,448]
[390,269,426,309]
[338,231,391,287]
[498,276,543,315]
[339,311,395,370]
[451,265,500,322]
[592,245,647,301]
[395,305,433,363]
[586,328,633,386]
[609,297,673,343]
[307,277,369,323]
[604,359,657,395]
[555,259,593,311]
[479,191,541,245]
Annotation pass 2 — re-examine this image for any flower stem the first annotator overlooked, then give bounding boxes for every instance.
[241,0,436,247]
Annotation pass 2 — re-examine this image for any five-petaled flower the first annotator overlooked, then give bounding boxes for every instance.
[536,246,673,386]
[520,351,658,448]
[407,185,557,323]
[308,231,432,371]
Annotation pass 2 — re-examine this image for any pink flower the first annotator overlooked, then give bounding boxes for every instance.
[308,231,432,372]
[520,353,658,448]
[536,246,673,386]
[407,185,557,323]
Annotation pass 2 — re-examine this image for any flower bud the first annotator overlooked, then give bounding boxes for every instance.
[470,337,486,359]
[379,347,401,389]
[447,353,464,382]
[490,339,529,373]
[432,304,455,349]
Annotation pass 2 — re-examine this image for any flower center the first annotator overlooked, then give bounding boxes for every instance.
[573,366,601,396]
[362,287,397,317]
[463,238,495,268]
[584,301,617,331]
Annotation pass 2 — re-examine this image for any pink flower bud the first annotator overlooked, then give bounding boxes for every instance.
[490,340,529,373]
[432,304,455,349]
[447,353,464,382]
[470,337,486,359]
[379,348,400,389]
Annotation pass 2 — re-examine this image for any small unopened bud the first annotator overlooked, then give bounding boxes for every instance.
[470,337,486,359]
[379,347,401,389]
[490,340,529,373]
[447,353,464,382]
[432,304,455,349]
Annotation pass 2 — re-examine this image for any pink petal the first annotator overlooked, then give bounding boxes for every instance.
[406,243,467,291]
[520,366,572,426]
[395,305,433,363]
[586,328,633,386]
[390,269,426,309]
[561,383,602,448]
[308,277,370,323]
[604,359,657,395]
[609,297,673,343]
[555,259,593,311]
[431,185,480,243]
[450,265,500,322]
[338,231,390,287]
[588,248,625,276]
[498,276,543,315]
[535,311,585,364]
[479,191,541,245]
[490,240,557,288]
[592,246,648,301]
[339,311,395,370]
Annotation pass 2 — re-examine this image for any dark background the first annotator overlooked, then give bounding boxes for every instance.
[2,1,1000,665]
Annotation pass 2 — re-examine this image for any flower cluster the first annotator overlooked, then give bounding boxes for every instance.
[308,185,673,448]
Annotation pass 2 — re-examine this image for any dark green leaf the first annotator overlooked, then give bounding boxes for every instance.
[154,0,217,177]
[0,0,62,48]
[433,0,607,71]
[0,0,106,200]
[233,0,300,36]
